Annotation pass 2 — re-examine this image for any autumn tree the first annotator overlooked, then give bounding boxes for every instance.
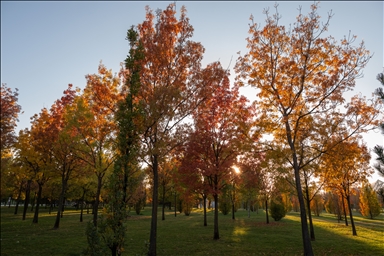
[135,4,227,254]
[1,84,22,153]
[322,136,372,236]
[66,63,121,226]
[235,3,379,254]
[46,84,85,229]
[359,182,381,219]
[1,84,22,201]
[180,73,251,238]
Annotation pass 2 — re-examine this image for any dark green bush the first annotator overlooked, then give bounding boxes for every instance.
[269,200,286,221]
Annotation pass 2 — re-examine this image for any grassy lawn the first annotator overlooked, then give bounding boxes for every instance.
[1,206,383,255]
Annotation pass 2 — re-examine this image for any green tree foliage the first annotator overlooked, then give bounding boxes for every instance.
[374,72,384,177]
[359,183,381,219]
[269,197,286,221]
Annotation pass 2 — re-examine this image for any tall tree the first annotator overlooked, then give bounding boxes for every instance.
[235,3,379,255]
[85,27,145,256]
[373,72,384,177]
[47,84,84,229]
[180,75,251,239]
[135,4,226,255]
[67,63,120,226]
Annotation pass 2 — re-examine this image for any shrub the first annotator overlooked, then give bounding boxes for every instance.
[269,200,286,221]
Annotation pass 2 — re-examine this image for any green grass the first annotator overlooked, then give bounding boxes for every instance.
[1,206,383,255]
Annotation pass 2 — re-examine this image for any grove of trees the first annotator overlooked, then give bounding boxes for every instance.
[1,3,383,256]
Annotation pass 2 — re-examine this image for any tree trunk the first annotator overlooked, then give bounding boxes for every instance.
[248,199,251,218]
[31,191,37,212]
[174,192,177,217]
[265,198,269,224]
[148,154,159,256]
[80,188,86,222]
[162,180,165,221]
[346,195,357,236]
[53,179,66,229]
[14,181,23,215]
[232,188,236,220]
[93,175,103,226]
[285,120,313,256]
[203,194,207,226]
[22,179,32,220]
[32,183,43,224]
[342,196,348,226]
[213,193,219,240]
[304,188,315,241]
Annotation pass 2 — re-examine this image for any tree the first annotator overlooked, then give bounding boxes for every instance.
[47,84,84,229]
[85,27,145,256]
[359,183,381,219]
[1,84,22,153]
[179,73,251,239]
[235,3,379,255]
[322,137,372,236]
[135,4,227,254]
[1,84,22,202]
[373,72,384,177]
[67,63,121,226]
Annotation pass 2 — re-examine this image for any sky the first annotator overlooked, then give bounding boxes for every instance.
[1,1,383,182]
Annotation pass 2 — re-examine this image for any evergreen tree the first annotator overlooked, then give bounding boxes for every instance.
[84,27,144,256]
[374,72,384,176]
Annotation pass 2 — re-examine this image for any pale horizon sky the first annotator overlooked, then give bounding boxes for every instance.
[2,1,383,182]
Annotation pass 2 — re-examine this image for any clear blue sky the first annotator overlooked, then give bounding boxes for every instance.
[1,1,383,181]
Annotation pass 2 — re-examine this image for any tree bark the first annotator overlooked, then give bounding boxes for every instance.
[304,187,315,241]
[342,196,348,226]
[265,198,269,224]
[53,179,66,229]
[346,195,357,236]
[213,192,219,240]
[285,119,313,256]
[148,154,159,256]
[203,194,207,226]
[32,183,43,224]
[92,175,103,226]
[22,179,32,220]
[14,181,23,215]
[161,180,166,221]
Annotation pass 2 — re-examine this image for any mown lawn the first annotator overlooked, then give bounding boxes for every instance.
[1,206,383,255]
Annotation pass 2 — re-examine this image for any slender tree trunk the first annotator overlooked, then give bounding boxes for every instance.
[213,193,219,240]
[162,180,165,221]
[32,183,43,224]
[53,179,66,229]
[304,188,315,241]
[93,175,103,226]
[14,181,23,215]
[80,189,86,222]
[248,199,251,218]
[285,120,313,256]
[342,196,348,226]
[265,198,269,224]
[31,191,37,212]
[346,195,357,236]
[203,194,207,226]
[174,192,177,217]
[148,154,159,256]
[22,179,32,220]
[232,187,236,220]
